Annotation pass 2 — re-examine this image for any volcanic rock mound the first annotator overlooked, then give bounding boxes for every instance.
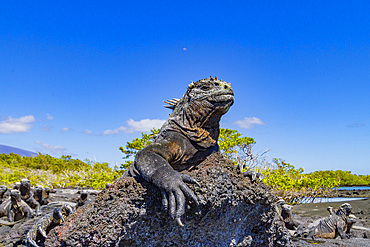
[46,153,292,246]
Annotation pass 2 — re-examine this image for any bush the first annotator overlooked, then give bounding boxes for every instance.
[0,153,123,189]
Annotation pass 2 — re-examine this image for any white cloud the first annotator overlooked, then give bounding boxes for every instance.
[84,129,93,135]
[62,127,71,132]
[234,117,266,129]
[0,115,35,134]
[35,140,66,154]
[102,126,127,135]
[183,47,187,51]
[103,118,165,135]
[46,113,54,120]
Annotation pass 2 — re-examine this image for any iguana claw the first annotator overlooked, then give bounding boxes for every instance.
[176,217,184,227]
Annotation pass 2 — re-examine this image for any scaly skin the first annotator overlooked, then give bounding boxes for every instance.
[326,204,357,237]
[60,203,74,217]
[307,203,352,239]
[345,214,357,237]
[327,206,335,216]
[0,185,8,204]
[19,179,41,215]
[33,186,49,206]
[0,197,11,217]
[281,204,300,230]
[121,77,234,226]
[0,190,34,222]
[76,191,89,207]
[25,207,66,247]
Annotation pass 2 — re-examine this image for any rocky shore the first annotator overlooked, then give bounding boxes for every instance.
[46,152,292,247]
[0,165,369,246]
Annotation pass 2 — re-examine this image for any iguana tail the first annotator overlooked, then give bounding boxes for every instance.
[0,218,24,226]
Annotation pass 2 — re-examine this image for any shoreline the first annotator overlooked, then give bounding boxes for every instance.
[333,189,370,198]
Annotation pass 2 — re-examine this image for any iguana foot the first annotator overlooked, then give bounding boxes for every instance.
[157,171,200,226]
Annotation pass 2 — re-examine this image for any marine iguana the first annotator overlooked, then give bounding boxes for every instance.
[326,204,357,237]
[0,190,34,222]
[281,204,300,230]
[0,185,9,204]
[25,206,67,247]
[345,214,357,237]
[327,206,335,216]
[43,187,55,202]
[75,191,89,207]
[306,203,352,239]
[13,182,21,190]
[33,186,49,206]
[19,179,41,215]
[60,203,74,217]
[121,77,234,226]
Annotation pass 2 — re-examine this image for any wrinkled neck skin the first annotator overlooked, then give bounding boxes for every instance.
[159,94,228,150]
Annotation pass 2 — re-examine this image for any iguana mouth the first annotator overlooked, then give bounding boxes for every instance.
[208,91,234,106]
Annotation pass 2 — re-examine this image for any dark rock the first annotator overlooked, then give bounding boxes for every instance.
[0,190,97,247]
[46,153,292,247]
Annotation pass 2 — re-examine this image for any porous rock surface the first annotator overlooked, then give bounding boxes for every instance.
[46,153,292,247]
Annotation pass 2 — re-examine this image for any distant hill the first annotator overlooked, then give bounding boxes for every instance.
[0,144,38,157]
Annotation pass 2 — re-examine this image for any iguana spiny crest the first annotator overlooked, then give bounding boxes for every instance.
[164,76,232,110]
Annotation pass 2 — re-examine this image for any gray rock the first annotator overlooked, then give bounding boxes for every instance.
[46,153,293,247]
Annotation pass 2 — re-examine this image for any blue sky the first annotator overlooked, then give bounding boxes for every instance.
[1,1,369,174]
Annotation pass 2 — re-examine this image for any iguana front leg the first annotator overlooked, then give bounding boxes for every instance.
[38,225,48,238]
[8,209,14,222]
[337,224,348,239]
[134,149,199,226]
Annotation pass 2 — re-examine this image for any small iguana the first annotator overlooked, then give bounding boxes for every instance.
[33,186,49,206]
[25,207,66,247]
[0,190,35,222]
[327,206,335,216]
[306,203,352,239]
[75,191,90,207]
[326,204,357,237]
[19,179,41,215]
[121,77,234,226]
[0,185,9,204]
[281,204,300,230]
[60,203,74,217]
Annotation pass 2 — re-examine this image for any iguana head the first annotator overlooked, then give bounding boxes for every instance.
[80,191,88,201]
[10,190,22,205]
[0,185,8,197]
[186,76,234,113]
[337,203,352,216]
[53,207,65,223]
[34,186,43,198]
[20,178,31,197]
[162,76,234,148]
[61,203,74,217]
[165,76,234,113]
